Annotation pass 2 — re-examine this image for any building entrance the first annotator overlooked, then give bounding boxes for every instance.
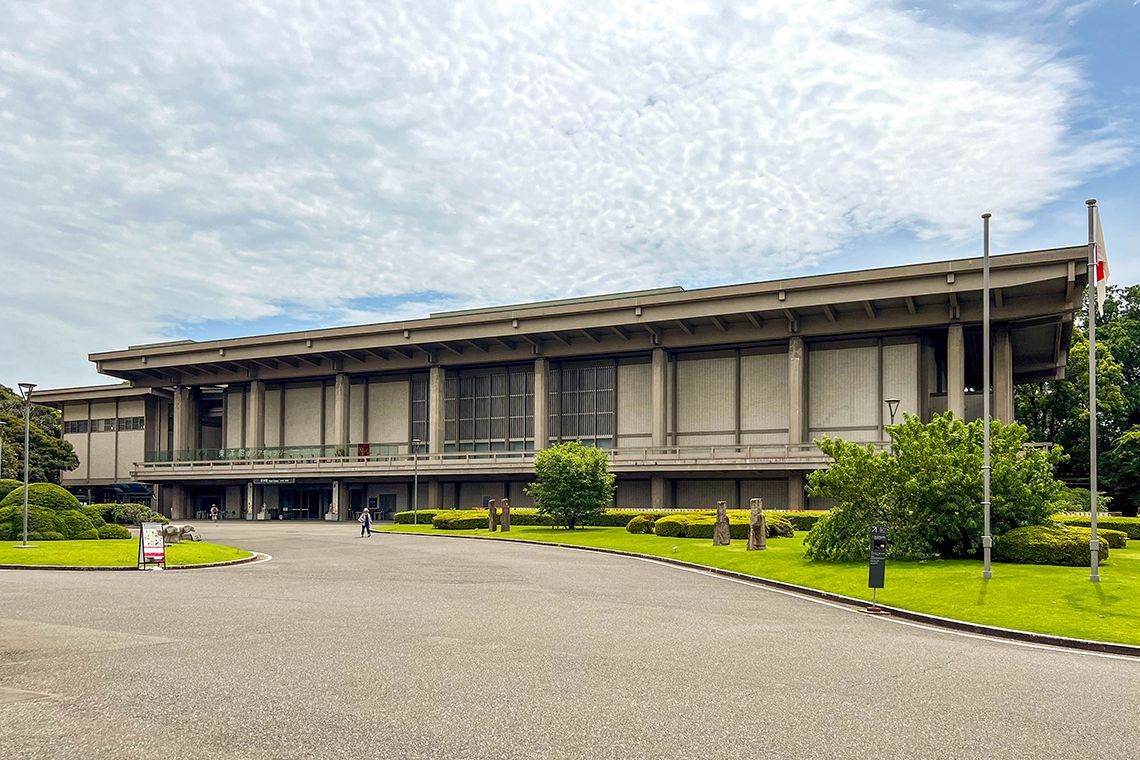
[278,485,331,520]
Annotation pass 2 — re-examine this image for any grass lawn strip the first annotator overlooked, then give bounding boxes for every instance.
[0,540,253,567]
[381,524,1140,647]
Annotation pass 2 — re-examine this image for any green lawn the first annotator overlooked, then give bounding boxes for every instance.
[381,523,1140,646]
[0,540,254,567]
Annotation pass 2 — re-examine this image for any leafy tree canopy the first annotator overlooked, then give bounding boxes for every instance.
[525,442,616,530]
[0,385,79,483]
[805,413,1064,561]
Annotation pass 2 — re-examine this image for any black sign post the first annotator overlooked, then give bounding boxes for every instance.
[867,525,888,613]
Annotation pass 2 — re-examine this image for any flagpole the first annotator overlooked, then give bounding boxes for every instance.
[1087,198,1100,583]
[982,212,993,580]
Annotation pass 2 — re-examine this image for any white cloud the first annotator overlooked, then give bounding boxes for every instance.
[0,0,1130,388]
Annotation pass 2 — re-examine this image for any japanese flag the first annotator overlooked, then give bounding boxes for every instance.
[1095,206,1110,315]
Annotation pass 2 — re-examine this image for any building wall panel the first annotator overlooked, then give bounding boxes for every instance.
[508,481,535,507]
[87,432,117,480]
[616,361,651,438]
[118,399,145,418]
[740,479,790,510]
[90,401,117,420]
[116,430,145,478]
[282,384,324,446]
[323,384,336,444]
[458,482,506,508]
[62,402,88,422]
[224,388,245,448]
[740,351,788,438]
[809,344,879,441]
[264,389,282,446]
[349,381,366,443]
[368,378,410,446]
[62,434,87,483]
[676,357,735,435]
[882,342,919,422]
[616,479,651,509]
[675,479,736,509]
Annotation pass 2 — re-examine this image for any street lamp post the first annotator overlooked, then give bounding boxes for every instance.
[412,438,423,525]
[982,213,993,581]
[17,382,37,549]
[884,398,900,427]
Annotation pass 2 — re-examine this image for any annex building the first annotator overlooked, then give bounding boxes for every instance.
[34,247,1086,520]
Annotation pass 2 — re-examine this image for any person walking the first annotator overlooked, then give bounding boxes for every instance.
[209,504,219,521]
[359,507,372,538]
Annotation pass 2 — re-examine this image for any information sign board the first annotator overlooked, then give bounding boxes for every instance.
[138,521,166,570]
[868,525,887,589]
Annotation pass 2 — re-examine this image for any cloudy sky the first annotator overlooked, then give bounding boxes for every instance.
[3,1,1137,389]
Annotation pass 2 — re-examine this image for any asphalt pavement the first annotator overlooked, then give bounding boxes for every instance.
[1,521,1138,759]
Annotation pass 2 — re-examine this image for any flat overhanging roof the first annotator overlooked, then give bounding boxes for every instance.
[87,245,1088,386]
[32,383,174,407]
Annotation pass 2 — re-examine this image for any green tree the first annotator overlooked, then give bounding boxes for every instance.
[805,413,1064,561]
[1104,427,1140,516]
[525,442,615,529]
[0,385,79,483]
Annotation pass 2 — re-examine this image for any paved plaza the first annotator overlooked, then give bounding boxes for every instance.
[2,522,1138,759]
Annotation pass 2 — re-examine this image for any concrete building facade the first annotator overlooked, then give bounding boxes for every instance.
[35,247,1085,519]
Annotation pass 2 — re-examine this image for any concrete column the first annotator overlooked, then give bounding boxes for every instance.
[170,484,190,520]
[330,480,348,521]
[651,348,668,447]
[429,366,445,454]
[651,474,667,509]
[947,324,965,418]
[533,357,548,449]
[246,380,265,449]
[994,326,1014,423]
[172,387,196,460]
[788,472,806,510]
[426,478,442,509]
[788,337,806,445]
[333,373,350,452]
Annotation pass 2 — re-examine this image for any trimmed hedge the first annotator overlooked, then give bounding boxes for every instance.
[97,523,132,539]
[767,510,829,532]
[102,503,170,526]
[57,510,96,538]
[1054,515,1140,540]
[1094,528,1129,549]
[0,483,81,512]
[80,505,106,527]
[0,504,64,540]
[432,510,494,530]
[654,511,794,540]
[28,531,66,541]
[994,525,1110,566]
[626,515,656,534]
[75,528,99,540]
[0,479,22,501]
[394,510,445,525]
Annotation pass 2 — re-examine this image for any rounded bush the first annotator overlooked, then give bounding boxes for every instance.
[57,510,96,539]
[80,504,106,527]
[0,479,23,501]
[97,523,131,539]
[74,528,99,540]
[394,509,445,525]
[0,483,81,512]
[0,504,64,539]
[767,510,829,532]
[994,525,1110,566]
[652,511,793,539]
[107,503,169,525]
[1097,529,1128,549]
[653,515,688,537]
[1054,515,1140,540]
[626,515,656,534]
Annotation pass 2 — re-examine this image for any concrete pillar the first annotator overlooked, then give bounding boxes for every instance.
[947,324,965,418]
[533,358,549,449]
[788,337,806,446]
[330,480,348,521]
[651,474,667,509]
[247,380,265,450]
[170,484,190,520]
[651,348,668,447]
[788,472,806,510]
[172,387,197,460]
[426,478,442,509]
[428,366,445,454]
[333,373,350,453]
[994,326,1014,423]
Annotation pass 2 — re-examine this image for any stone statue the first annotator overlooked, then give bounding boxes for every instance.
[747,497,767,551]
[713,500,731,546]
[500,498,511,532]
[487,499,498,532]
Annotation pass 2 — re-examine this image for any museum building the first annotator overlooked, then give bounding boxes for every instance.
[33,246,1086,520]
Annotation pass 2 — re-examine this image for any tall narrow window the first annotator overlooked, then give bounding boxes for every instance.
[410,373,429,445]
[549,362,615,448]
[443,366,534,451]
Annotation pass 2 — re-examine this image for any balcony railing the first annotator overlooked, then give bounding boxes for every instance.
[133,441,876,477]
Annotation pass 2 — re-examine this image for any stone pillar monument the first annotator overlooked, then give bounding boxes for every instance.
[712,500,731,546]
[747,497,768,551]
[500,498,511,532]
[487,499,499,532]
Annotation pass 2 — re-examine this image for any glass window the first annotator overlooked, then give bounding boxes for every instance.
[444,366,534,451]
[549,362,616,448]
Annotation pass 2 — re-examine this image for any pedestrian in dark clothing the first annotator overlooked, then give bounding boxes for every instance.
[359,507,372,537]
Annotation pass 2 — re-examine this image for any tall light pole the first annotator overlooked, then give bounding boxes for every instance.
[412,438,422,525]
[17,382,37,549]
[981,213,993,580]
